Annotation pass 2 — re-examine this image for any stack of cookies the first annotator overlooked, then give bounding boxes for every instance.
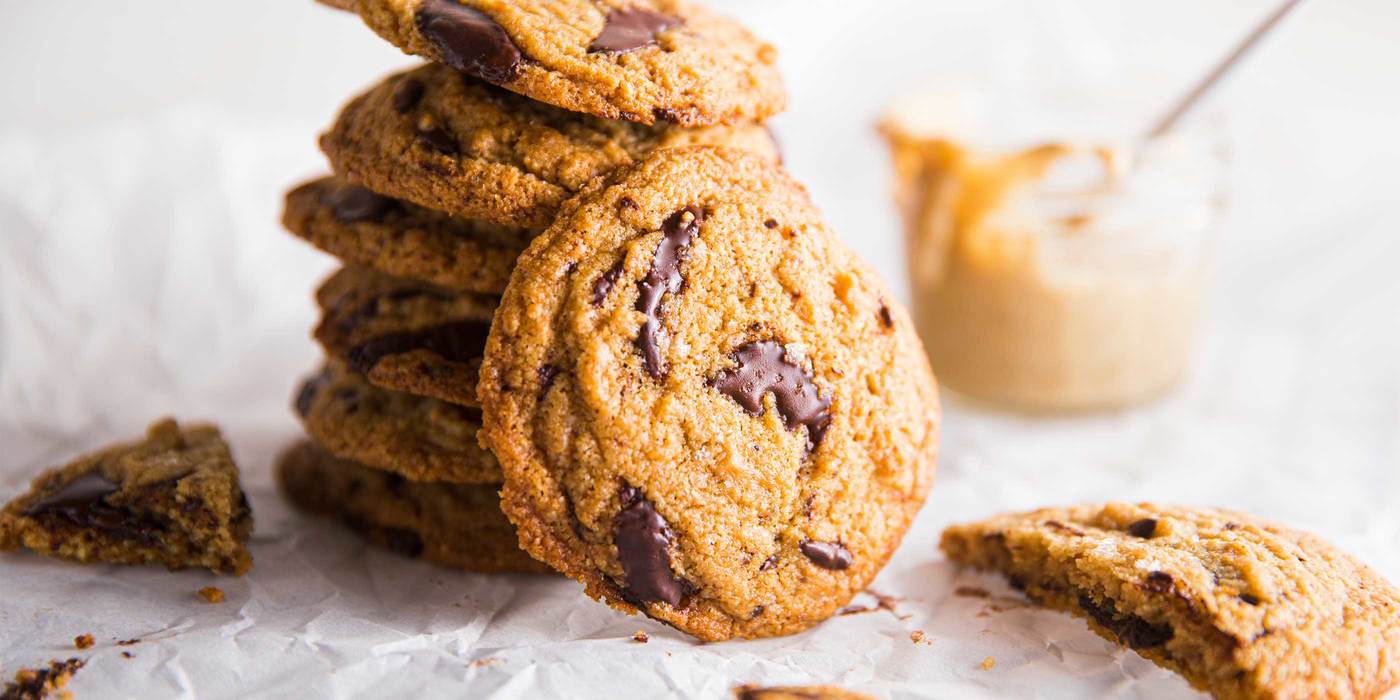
[278,0,942,642]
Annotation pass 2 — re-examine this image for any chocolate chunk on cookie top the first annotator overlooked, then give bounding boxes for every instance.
[941,503,1400,700]
[0,419,253,575]
[320,63,780,228]
[480,146,941,641]
[323,0,785,126]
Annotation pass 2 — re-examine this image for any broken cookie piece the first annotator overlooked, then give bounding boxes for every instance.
[941,502,1400,700]
[0,419,253,575]
[1,658,83,700]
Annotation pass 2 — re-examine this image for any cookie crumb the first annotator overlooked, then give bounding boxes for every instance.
[198,586,225,604]
[117,639,140,646]
[2,658,83,700]
[954,586,989,598]
[632,631,650,643]
[980,656,996,670]
[121,652,134,659]
[910,630,931,645]
[73,634,94,650]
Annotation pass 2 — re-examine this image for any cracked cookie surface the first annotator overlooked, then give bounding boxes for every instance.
[321,0,784,126]
[314,265,495,407]
[479,146,940,641]
[940,502,1400,700]
[284,175,533,295]
[277,441,549,574]
[295,362,501,484]
[320,62,779,228]
[0,419,253,575]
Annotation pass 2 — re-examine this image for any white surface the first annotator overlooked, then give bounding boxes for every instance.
[1,1,1398,698]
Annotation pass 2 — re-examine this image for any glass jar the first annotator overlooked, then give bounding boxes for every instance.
[883,107,1226,412]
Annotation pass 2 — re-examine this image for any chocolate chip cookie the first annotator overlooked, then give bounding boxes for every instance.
[941,503,1400,700]
[277,441,549,574]
[314,265,494,407]
[295,362,501,484]
[320,62,780,228]
[321,0,785,126]
[0,419,253,575]
[284,176,534,295]
[479,146,941,641]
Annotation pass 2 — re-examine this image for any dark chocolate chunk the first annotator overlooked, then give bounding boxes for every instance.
[326,185,397,224]
[652,107,682,123]
[710,340,833,449]
[613,487,685,606]
[799,540,853,570]
[635,206,704,378]
[1239,592,1261,606]
[392,78,425,113]
[538,363,559,392]
[1077,594,1173,649]
[592,261,624,306]
[345,320,491,374]
[415,0,523,84]
[1127,518,1158,538]
[618,196,638,210]
[25,473,119,514]
[589,8,681,53]
[23,472,163,545]
[1143,571,1174,594]
[763,218,778,229]
[878,302,894,329]
[416,126,459,155]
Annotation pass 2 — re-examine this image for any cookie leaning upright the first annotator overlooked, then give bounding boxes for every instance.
[322,0,785,126]
[479,146,941,641]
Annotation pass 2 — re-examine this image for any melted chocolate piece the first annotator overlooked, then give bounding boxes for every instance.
[1240,592,1261,606]
[326,185,397,224]
[877,302,894,329]
[24,473,119,513]
[799,540,853,570]
[592,261,624,306]
[415,0,524,84]
[1077,594,1174,649]
[1127,518,1158,538]
[416,126,459,155]
[763,218,778,229]
[1143,571,1175,594]
[345,320,490,374]
[589,8,681,53]
[710,340,833,449]
[537,363,559,393]
[393,78,425,113]
[613,487,685,606]
[634,206,704,378]
[23,473,163,545]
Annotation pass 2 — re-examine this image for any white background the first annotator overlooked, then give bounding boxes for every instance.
[0,1,1397,698]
